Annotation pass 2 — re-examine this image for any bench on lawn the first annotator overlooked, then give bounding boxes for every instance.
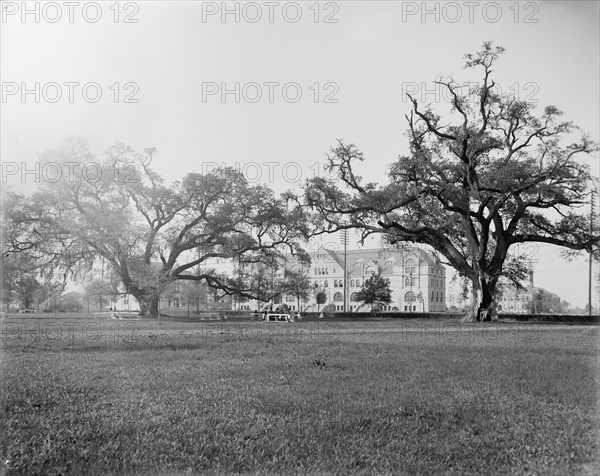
[94,311,140,320]
[93,311,114,320]
[114,312,140,320]
[264,313,296,322]
[195,312,224,321]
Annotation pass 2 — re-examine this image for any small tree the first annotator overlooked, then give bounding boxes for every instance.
[315,291,327,312]
[13,275,41,310]
[82,277,120,313]
[282,267,312,312]
[355,274,392,313]
[61,292,85,312]
[416,290,424,312]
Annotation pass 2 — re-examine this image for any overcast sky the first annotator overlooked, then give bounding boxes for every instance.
[1,0,599,307]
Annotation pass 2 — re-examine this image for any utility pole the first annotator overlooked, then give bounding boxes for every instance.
[340,226,349,313]
[589,189,596,316]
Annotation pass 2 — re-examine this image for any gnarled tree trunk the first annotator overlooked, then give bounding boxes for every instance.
[477,280,499,322]
[129,290,159,317]
[461,274,499,322]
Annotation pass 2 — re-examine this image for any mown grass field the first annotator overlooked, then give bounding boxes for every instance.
[1,315,598,475]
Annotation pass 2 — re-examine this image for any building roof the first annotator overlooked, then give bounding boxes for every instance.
[311,246,443,276]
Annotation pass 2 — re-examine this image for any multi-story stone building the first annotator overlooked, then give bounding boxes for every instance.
[237,245,447,313]
[497,271,567,314]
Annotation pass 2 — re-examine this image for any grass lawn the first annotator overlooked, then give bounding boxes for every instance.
[1,315,598,475]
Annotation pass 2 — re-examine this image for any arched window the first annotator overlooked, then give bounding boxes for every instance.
[350,292,358,302]
[339,281,343,287]
[404,277,410,287]
[350,279,355,287]
[324,280,328,287]
[405,291,417,302]
[411,278,416,286]
[333,292,343,302]
[333,280,338,287]
[355,279,361,287]
[405,258,415,265]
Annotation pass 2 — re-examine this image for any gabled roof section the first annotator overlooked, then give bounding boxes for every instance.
[324,247,344,269]
[290,245,443,273]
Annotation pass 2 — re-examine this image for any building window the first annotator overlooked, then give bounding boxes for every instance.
[350,279,355,287]
[333,292,343,302]
[333,280,338,287]
[350,292,358,302]
[405,277,410,287]
[324,281,328,287]
[405,291,417,302]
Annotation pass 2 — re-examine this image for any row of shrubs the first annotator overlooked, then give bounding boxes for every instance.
[223,310,599,323]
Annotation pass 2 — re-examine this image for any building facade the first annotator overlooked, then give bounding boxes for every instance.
[497,271,568,314]
[236,245,447,313]
[497,285,566,314]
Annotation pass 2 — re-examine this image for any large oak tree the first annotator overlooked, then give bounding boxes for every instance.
[303,43,599,321]
[4,138,308,316]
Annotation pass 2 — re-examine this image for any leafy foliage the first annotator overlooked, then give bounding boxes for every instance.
[282,266,312,311]
[3,138,309,315]
[354,274,392,311]
[303,42,599,320]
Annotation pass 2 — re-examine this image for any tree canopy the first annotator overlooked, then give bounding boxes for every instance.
[303,42,599,321]
[355,273,392,312]
[3,138,309,315]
